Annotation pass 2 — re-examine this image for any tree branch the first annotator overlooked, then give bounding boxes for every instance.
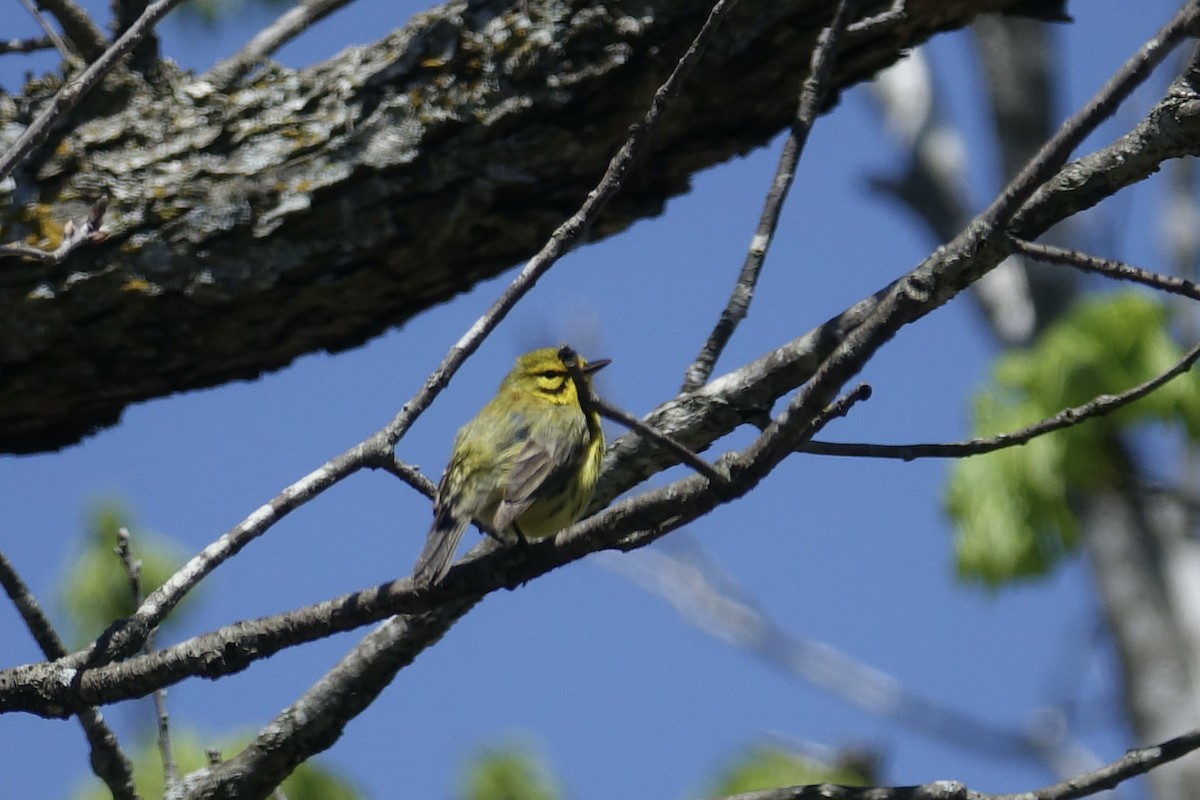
[0,35,54,55]
[681,0,860,391]
[716,726,1200,800]
[981,1,1200,231]
[0,551,138,799]
[802,337,1200,460]
[115,528,176,791]
[205,0,355,89]
[31,0,108,61]
[1009,236,1200,301]
[605,540,1055,764]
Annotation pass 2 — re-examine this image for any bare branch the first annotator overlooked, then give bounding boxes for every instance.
[378,456,437,499]
[846,0,906,34]
[115,528,176,791]
[0,194,109,264]
[19,0,78,62]
[985,2,1200,230]
[593,396,729,488]
[1010,237,1200,301]
[682,0,859,391]
[72,438,391,668]
[0,0,184,182]
[716,726,1200,800]
[28,0,108,61]
[802,338,1200,460]
[605,541,1050,762]
[0,35,54,55]
[0,550,138,800]
[206,0,354,89]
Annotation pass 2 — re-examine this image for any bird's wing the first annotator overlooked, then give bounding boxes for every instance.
[493,421,583,533]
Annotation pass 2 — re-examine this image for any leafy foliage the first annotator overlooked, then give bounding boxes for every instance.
[461,744,562,800]
[705,744,874,795]
[946,292,1200,585]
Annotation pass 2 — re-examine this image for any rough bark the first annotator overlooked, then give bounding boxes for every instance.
[0,0,1048,454]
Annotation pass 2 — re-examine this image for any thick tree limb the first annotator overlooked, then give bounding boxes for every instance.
[0,0,1054,454]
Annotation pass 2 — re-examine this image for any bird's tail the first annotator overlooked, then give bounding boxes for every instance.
[413,510,467,586]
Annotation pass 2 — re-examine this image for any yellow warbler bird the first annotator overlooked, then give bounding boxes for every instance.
[412,345,610,585]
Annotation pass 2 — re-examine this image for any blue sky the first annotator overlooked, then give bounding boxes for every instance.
[0,1,1189,797]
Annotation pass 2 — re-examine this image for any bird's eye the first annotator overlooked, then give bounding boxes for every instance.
[540,370,563,379]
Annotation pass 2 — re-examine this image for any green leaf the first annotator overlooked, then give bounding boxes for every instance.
[705,744,874,796]
[946,292,1200,585]
[461,744,562,800]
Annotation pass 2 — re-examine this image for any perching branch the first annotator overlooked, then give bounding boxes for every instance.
[802,337,1200,460]
[0,340,878,717]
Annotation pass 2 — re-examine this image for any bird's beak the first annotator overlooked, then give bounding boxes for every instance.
[583,358,611,375]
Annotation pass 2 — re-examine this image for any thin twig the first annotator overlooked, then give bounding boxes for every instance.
[591,396,729,487]
[0,195,109,264]
[563,342,726,486]
[801,338,1200,460]
[1009,236,1200,301]
[379,457,437,499]
[604,540,1054,763]
[982,2,1200,230]
[206,0,353,89]
[18,0,76,62]
[0,35,54,56]
[0,0,186,182]
[0,551,138,799]
[681,0,859,392]
[26,0,108,61]
[846,0,906,34]
[716,726,1200,800]
[115,528,177,790]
